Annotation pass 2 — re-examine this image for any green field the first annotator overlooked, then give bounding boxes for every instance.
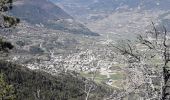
[80,71,125,87]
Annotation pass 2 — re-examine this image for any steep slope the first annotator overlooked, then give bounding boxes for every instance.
[52,0,170,22]
[11,0,71,24]
[10,0,99,36]
[53,0,170,39]
[0,60,113,100]
[86,11,162,39]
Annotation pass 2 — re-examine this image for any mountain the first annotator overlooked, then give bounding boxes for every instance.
[10,0,99,36]
[52,0,170,13]
[11,0,71,24]
[52,0,170,21]
[52,0,170,39]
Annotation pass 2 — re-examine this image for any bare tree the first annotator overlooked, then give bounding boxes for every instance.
[83,68,98,100]
[112,23,170,99]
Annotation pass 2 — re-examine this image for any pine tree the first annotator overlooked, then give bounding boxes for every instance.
[0,0,19,99]
[0,73,16,100]
[0,0,19,53]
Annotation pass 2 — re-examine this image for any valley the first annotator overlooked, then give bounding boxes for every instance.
[53,0,170,40]
[0,0,170,100]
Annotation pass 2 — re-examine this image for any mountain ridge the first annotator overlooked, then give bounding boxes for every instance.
[52,0,170,39]
[10,0,99,36]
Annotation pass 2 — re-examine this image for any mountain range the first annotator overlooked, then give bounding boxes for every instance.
[52,0,170,20]
[10,0,99,36]
[52,0,170,39]
[1,0,170,100]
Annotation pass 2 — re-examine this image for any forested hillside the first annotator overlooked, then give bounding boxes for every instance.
[0,60,114,100]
